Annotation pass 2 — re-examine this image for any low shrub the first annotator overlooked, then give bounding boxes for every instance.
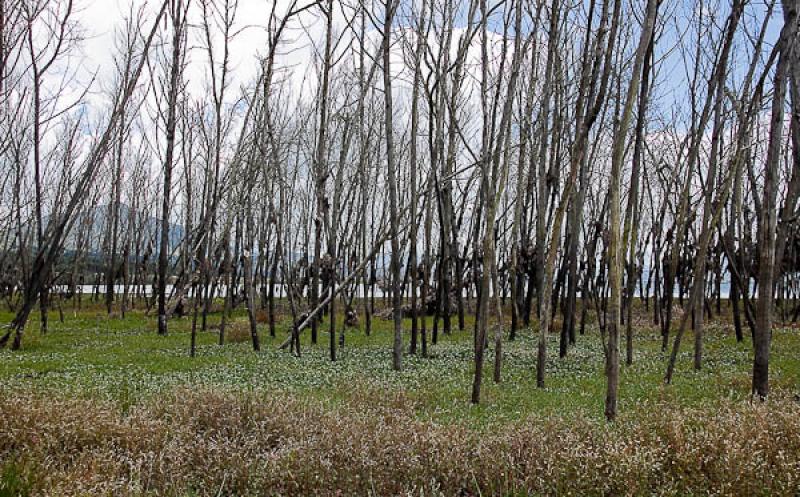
[1,387,799,496]
[224,319,254,344]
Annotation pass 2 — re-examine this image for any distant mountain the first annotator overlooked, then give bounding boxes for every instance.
[61,202,184,255]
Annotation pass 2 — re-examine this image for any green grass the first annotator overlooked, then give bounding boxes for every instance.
[0,460,32,497]
[1,301,799,428]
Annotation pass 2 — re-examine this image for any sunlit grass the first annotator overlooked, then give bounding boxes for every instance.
[2,299,798,428]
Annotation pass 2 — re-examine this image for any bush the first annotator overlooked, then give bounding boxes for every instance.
[224,319,253,344]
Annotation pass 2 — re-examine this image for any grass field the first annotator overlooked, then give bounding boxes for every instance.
[1,301,799,495]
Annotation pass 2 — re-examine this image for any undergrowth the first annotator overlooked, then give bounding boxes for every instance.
[0,302,798,494]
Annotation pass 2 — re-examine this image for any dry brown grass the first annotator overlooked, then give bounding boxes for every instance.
[2,387,800,496]
[223,319,254,344]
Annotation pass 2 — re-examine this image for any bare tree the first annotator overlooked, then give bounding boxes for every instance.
[1,0,169,349]
[752,0,797,399]
[605,0,658,421]
[156,0,190,336]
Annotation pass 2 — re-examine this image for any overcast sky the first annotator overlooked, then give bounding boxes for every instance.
[59,0,786,135]
[73,0,325,107]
